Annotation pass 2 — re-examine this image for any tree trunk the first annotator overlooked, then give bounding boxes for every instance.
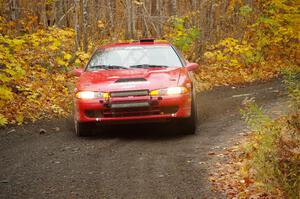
[107,0,115,32]
[192,0,197,27]
[9,0,17,20]
[155,0,163,37]
[61,0,68,27]
[54,0,59,26]
[94,0,100,22]
[125,0,135,39]
[40,0,48,28]
[74,0,81,50]
[170,0,177,16]
[82,0,89,52]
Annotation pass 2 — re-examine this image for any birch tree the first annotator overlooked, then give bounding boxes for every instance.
[74,0,81,50]
[9,0,17,20]
[125,0,135,39]
[82,0,89,52]
[170,0,177,16]
[39,0,48,28]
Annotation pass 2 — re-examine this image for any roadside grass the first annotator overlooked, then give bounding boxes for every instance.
[210,70,300,198]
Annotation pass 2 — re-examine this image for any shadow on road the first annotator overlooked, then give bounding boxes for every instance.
[82,122,191,141]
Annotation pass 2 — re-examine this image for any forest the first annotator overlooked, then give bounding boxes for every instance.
[0,0,299,198]
[0,0,299,125]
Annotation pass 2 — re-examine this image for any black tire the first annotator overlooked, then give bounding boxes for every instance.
[179,90,198,134]
[74,120,92,137]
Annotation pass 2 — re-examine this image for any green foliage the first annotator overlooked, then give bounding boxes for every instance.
[282,68,300,109]
[240,72,300,197]
[239,5,253,16]
[251,0,299,62]
[240,98,271,132]
[165,16,199,53]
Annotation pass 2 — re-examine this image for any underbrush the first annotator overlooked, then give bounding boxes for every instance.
[193,0,299,91]
[193,37,299,91]
[0,17,90,126]
[210,70,300,198]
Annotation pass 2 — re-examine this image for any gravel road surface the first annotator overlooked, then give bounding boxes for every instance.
[0,79,288,199]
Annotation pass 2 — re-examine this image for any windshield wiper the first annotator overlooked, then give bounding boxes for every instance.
[129,64,169,69]
[89,65,128,70]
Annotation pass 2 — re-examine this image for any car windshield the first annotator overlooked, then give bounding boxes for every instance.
[86,45,183,71]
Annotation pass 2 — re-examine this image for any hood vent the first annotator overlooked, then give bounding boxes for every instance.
[115,78,146,83]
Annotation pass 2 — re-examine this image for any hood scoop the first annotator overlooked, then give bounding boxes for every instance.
[115,78,147,83]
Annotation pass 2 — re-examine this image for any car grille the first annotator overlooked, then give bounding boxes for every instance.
[103,107,160,117]
[85,106,178,118]
[110,102,150,109]
[85,110,103,118]
[110,90,149,97]
[102,106,178,118]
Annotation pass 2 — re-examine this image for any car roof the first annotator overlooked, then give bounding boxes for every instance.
[99,39,171,49]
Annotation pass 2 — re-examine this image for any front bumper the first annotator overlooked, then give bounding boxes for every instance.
[74,93,191,124]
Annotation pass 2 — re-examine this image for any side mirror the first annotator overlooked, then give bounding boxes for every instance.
[185,63,199,71]
[72,68,84,77]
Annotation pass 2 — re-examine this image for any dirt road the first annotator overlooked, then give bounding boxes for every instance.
[0,79,288,199]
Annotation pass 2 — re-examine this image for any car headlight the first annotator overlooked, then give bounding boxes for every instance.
[150,87,189,96]
[76,91,109,99]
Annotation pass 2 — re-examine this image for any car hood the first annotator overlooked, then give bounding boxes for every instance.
[76,67,185,92]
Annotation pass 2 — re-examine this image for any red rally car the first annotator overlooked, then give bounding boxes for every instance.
[73,39,199,136]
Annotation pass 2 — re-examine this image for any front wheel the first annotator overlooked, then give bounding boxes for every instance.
[74,120,92,137]
[179,92,198,135]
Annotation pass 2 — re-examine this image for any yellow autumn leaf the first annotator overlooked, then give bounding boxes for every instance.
[63,53,72,60]
[0,86,13,100]
[0,114,8,126]
[16,113,24,125]
[204,52,214,59]
[97,20,105,29]
[49,45,59,51]
[56,57,68,66]
[75,59,81,65]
